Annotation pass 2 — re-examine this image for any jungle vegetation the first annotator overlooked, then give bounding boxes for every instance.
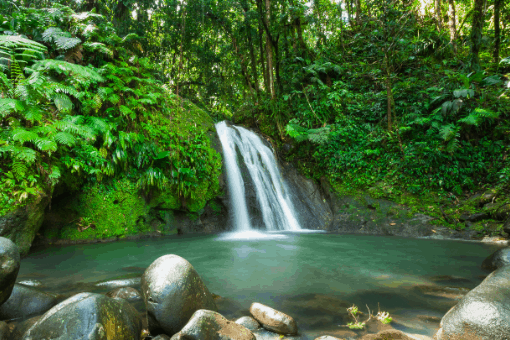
[0,0,509,222]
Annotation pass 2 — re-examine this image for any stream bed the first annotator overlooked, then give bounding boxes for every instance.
[18,232,501,339]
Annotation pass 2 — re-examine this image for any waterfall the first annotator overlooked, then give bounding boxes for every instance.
[215,121,301,232]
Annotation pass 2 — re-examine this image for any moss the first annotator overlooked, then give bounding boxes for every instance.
[48,178,151,241]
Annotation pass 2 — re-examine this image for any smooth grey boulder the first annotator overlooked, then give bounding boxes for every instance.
[0,284,58,320]
[481,246,510,271]
[141,255,217,336]
[21,292,142,340]
[252,328,304,340]
[314,336,344,340]
[435,265,510,340]
[106,287,142,302]
[170,309,255,340]
[235,316,261,331]
[0,237,20,306]
[249,302,298,335]
[9,316,40,340]
[17,280,42,288]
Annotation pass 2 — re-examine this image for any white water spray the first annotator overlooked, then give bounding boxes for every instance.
[215,121,301,232]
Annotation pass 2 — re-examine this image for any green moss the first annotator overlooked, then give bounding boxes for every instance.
[51,178,151,241]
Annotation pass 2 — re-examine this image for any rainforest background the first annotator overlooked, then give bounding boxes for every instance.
[0,0,509,253]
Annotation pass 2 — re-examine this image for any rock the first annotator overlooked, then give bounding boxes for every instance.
[249,302,298,335]
[459,213,489,222]
[413,285,470,300]
[252,328,304,340]
[235,316,261,331]
[141,255,217,336]
[0,237,20,306]
[503,218,510,234]
[435,265,510,340]
[479,192,496,206]
[106,287,142,302]
[153,335,171,340]
[21,292,142,340]
[361,329,415,340]
[9,316,40,340]
[314,336,344,340]
[170,309,255,340]
[481,246,510,271]
[0,321,9,339]
[0,195,49,256]
[16,280,42,288]
[495,204,510,221]
[95,277,141,289]
[0,284,58,320]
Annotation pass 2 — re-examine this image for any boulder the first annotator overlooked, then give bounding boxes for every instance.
[141,255,217,336]
[0,237,20,306]
[0,284,58,320]
[251,328,304,340]
[235,316,261,331]
[361,330,415,340]
[314,336,344,340]
[153,335,171,340]
[249,302,298,335]
[106,287,142,302]
[9,316,40,340]
[0,320,9,339]
[21,292,142,340]
[435,265,510,340]
[95,277,141,289]
[17,280,42,288]
[170,309,255,340]
[481,246,510,271]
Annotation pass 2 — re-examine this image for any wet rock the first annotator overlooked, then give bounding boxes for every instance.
[0,321,8,339]
[0,284,58,320]
[481,246,510,271]
[95,277,141,289]
[153,335,171,340]
[21,292,142,340]
[16,280,42,288]
[495,204,510,220]
[235,316,261,331]
[361,329,415,340]
[459,213,489,222]
[478,192,496,206]
[0,237,20,306]
[141,255,217,336]
[435,265,510,340]
[252,328,304,340]
[250,302,298,335]
[170,309,255,340]
[9,316,40,340]
[106,287,142,302]
[314,336,343,340]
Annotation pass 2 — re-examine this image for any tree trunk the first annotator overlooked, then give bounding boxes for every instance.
[447,0,457,54]
[469,0,485,71]
[258,21,269,95]
[435,0,443,30]
[384,53,393,131]
[176,7,186,96]
[355,0,361,24]
[493,0,501,66]
[262,0,275,98]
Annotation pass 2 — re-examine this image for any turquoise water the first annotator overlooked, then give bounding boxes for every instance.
[18,232,501,338]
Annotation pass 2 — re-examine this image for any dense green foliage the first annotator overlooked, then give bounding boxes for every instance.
[0,4,221,222]
[1,0,509,238]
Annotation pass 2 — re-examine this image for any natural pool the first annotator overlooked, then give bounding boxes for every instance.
[18,232,501,339]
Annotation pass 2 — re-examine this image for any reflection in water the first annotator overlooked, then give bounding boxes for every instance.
[19,233,502,339]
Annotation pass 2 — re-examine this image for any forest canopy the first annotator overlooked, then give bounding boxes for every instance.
[0,0,509,213]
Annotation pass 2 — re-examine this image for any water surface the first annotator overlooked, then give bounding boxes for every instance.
[19,233,500,338]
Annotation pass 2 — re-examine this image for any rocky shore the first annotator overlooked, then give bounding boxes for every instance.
[1,234,510,340]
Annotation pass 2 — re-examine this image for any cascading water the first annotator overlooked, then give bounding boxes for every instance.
[216,121,301,232]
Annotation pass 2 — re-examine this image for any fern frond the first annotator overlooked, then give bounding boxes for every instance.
[83,42,113,58]
[52,92,73,112]
[12,160,27,178]
[34,138,58,152]
[13,146,37,164]
[85,116,109,133]
[0,99,24,117]
[32,59,103,83]
[438,124,459,142]
[458,108,500,126]
[24,106,43,122]
[0,35,47,66]
[54,132,76,146]
[11,128,39,144]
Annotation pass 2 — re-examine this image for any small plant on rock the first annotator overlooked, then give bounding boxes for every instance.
[346,305,367,330]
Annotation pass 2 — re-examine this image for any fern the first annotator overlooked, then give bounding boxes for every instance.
[0,35,47,68]
[83,42,113,58]
[0,99,24,117]
[458,108,499,126]
[42,27,82,51]
[11,128,39,144]
[54,132,76,146]
[31,59,104,83]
